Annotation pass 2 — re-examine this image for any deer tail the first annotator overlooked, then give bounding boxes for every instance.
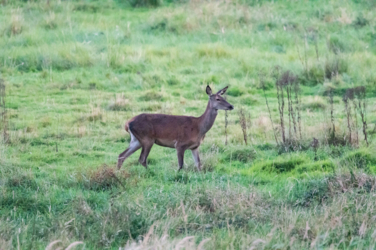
[124,117,135,133]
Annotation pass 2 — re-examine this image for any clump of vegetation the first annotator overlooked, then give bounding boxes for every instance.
[8,9,23,36]
[87,106,103,122]
[108,93,130,111]
[341,149,376,171]
[128,0,162,7]
[258,156,306,173]
[302,96,327,111]
[226,86,243,97]
[328,35,347,54]
[138,91,166,101]
[352,13,369,28]
[196,44,231,58]
[222,148,256,163]
[325,57,348,79]
[43,11,58,30]
[85,165,128,191]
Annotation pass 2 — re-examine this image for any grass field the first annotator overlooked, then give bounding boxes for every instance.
[1,0,376,249]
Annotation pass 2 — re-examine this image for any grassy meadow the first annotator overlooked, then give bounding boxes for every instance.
[1,0,376,249]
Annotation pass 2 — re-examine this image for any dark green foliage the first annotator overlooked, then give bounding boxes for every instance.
[290,179,329,207]
[167,76,179,86]
[260,157,306,173]
[124,0,162,7]
[352,13,369,28]
[73,3,100,12]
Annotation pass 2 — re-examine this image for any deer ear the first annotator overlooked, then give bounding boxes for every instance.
[206,85,212,96]
[217,86,228,95]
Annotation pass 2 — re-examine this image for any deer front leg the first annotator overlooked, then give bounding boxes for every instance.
[176,147,186,171]
[191,148,202,171]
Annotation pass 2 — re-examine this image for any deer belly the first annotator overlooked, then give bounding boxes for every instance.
[155,139,176,148]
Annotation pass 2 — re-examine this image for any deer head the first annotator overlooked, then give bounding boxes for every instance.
[206,85,234,111]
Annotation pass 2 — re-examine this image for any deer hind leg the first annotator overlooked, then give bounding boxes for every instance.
[191,148,202,171]
[138,141,154,169]
[117,132,141,169]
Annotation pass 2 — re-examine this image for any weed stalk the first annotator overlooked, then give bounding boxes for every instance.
[238,107,248,145]
[355,86,368,146]
[260,75,279,145]
[0,80,9,144]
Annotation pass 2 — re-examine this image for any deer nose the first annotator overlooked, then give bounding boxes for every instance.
[228,105,234,110]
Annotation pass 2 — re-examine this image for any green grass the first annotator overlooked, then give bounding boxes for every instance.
[1,0,376,249]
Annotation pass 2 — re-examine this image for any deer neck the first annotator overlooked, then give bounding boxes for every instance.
[198,101,218,135]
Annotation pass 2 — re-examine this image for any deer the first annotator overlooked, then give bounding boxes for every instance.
[117,85,234,171]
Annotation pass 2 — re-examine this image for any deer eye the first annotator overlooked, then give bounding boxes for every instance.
[216,98,220,101]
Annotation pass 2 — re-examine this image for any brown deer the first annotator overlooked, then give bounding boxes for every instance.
[117,85,234,171]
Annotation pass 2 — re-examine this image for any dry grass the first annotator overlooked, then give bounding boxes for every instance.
[86,164,130,190]
[122,235,200,250]
[87,106,104,122]
[46,240,84,250]
[108,93,130,111]
[9,8,23,36]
